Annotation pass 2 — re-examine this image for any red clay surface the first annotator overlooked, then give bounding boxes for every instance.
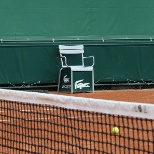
[0,89,153,153]
[54,89,154,104]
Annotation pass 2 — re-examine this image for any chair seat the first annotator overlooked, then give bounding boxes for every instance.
[63,66,93,71]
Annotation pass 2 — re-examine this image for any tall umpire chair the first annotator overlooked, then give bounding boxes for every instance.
[58,45,94,93]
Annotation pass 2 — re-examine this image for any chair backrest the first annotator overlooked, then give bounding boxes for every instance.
[59,45,84,67]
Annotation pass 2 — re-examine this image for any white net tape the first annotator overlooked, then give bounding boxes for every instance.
[0,89,154,119]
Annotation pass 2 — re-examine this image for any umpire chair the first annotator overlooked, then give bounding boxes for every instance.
[58,45,94,93]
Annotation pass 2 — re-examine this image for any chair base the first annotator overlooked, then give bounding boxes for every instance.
[58,67,94,93]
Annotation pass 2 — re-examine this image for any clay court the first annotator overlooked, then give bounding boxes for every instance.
[0,89,153,154]
[1,0,154,153]
[57,89,154,104]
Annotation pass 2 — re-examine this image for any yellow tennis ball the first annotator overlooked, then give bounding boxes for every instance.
[112,127,119,134]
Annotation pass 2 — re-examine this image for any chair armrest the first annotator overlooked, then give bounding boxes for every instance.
[83,56,95,67]
[59,56,69,67]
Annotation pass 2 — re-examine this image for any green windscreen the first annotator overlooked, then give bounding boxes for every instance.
[0,0,154,40]
[1,1,154,87]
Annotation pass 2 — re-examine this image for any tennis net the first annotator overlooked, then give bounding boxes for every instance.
[0,89,153,154]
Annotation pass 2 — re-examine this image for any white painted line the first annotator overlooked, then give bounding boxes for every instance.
[0,115,104,122]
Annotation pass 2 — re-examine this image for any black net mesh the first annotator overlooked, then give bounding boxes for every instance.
[0,100,153,154]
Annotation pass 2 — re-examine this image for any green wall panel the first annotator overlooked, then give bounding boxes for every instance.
[1,42,154,86]
[86,45,154,83]
[0,45,61,85]
[1,0,154,86]
[1,0,154,40]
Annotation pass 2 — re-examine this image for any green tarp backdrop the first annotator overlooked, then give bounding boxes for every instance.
[1,0,154,39]
[0,0,154,87]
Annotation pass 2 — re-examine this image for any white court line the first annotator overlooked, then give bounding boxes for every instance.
[0,109,56,112]
[0,115,104,122]
[0,108,62,122]
[19,108,56,112]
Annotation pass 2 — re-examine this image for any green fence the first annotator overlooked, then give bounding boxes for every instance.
[1,0,154,88]
[1,40,154,88]
[1,0,154,40]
